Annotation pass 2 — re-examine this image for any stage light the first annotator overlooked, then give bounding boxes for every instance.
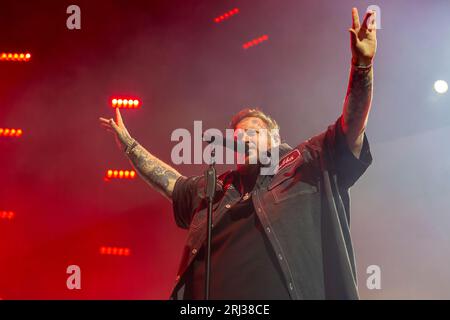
[434,80,448,94]
[0,128,23,137]
[111,98,141,109]
[99,246,131,256]
[105,169,136,181]
[243,35,269,50]
[214,8,239,23]
[0,52,31,62]
[0,211,15,220]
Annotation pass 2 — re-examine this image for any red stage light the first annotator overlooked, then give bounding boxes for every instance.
[242,34,269,50]
[0,211,15,220]
[111,97,141,109]
[0,52,31,62]
[104,169,136,181]
[0,128,23,137]
[214,8,239,23]
[99,246,131,256]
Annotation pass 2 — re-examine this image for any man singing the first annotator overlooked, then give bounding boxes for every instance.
[99,7,377,300]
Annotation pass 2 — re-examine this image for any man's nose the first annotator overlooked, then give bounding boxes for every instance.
[235,129,258,144]
[240,133,255,145]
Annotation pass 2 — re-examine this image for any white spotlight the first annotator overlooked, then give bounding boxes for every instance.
[434,80,448,94]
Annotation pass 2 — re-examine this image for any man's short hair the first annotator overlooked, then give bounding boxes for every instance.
[229,108,279,131]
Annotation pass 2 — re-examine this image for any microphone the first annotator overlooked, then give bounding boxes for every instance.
[202,133,249,155]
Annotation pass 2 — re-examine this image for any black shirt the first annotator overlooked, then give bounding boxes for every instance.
[171,116,373,300]
[183,190,290,300]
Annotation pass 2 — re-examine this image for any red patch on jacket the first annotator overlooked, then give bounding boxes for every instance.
[277,149,301,171]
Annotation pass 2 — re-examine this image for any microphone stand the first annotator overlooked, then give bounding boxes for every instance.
[204,147,216,300]
[201,135,247,300]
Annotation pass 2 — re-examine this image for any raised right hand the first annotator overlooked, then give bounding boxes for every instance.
[99,108,133,151]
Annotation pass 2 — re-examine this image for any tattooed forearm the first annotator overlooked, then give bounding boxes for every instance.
[342,64,373,158]
[125,143,182,200]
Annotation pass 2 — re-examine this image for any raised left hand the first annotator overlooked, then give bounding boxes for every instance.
[349,7,377,66]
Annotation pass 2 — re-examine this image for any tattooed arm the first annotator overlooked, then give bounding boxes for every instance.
[99,108,183,201]
[341,63,373,158]
[341,8,377,158]
[125,143,182,200]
